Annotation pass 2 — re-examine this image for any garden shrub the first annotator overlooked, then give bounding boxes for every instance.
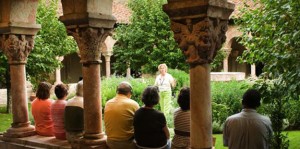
[211,80,250,133]
[167,69,190,94]
[284,99,300,130]
[101,76,155,107]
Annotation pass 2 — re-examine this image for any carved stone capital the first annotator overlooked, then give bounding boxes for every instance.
[68,27,112,64]
[0,34,34,64]
[171,17,228,66]
[163,0,234,67]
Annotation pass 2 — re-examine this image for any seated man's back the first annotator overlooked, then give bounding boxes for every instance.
[223,89,273,149]
[104,81,139,149]
[223,109,272,149]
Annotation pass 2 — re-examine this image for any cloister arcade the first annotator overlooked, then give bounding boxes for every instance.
[0,0,234,148]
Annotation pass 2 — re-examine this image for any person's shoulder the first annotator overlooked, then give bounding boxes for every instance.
[166,73,173,77]
[257,114,271,124]
[153,109,165,117]
[105,97,116,104]
[66,97,83,107]
[127,98,140,108]
[226,112,242,121]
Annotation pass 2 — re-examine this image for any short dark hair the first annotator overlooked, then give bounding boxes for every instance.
[55,84,69,99]
[177,87,190,111]
[117,81,132,95]
[242,89,261,109]
[142,86,160,107]
[36,82,52,100]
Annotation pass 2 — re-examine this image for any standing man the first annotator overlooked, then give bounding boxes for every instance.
[223,89,273,149]
[154,63,175,114]
[104,81,140,149]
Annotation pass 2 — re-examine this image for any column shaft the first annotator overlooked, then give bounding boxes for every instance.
[82,64,102,137]
[190,64,212,149]
[10,65,29,124]
[223,58,229,72]
[105,56,111,77]
[251,64,256,77]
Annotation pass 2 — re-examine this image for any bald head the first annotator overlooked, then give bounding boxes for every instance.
[117,81,132,95]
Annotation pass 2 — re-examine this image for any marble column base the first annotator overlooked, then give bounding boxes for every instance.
[3,125,36,138]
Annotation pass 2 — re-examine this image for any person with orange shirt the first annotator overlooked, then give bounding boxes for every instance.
[31,82,54,136]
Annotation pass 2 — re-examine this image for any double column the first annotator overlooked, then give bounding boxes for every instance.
[59,0,116,147]
[0,0,40,138]
[1,35,37,138]
[68,28,111,146]
[163,0,234,148]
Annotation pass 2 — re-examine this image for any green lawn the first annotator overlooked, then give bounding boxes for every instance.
[0,106,12,132]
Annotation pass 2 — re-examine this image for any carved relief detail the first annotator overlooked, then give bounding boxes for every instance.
[68,27,112,64]
[0,34,34,64]
[171,17,228,66]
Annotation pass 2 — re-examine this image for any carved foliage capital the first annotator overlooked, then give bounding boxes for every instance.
[171,17,228,66]
[0,34,34,64]
[68,27,112,64]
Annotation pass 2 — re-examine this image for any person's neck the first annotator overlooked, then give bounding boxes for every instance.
[144,105,153,109]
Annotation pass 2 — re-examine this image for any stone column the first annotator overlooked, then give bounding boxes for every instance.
[0,35,36,138]
[59,0,116,147]
[68,27,111,146]
[103,36,115,78]
[0,0,40,138]
[251,64,256,78]
[163,1,234,148]
[54,56,64,85]
[222,48,231,72]
[104,55,112,77]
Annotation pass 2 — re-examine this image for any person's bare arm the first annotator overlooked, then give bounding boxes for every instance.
[163,125,170,139]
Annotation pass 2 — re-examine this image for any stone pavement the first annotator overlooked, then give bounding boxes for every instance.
[0,135,71,149]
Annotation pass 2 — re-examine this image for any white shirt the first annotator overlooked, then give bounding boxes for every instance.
[154,73,174,92]
[223,109,272,149]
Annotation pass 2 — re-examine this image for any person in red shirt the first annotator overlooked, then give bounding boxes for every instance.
[31,82,54,136]
[51,83,68,139]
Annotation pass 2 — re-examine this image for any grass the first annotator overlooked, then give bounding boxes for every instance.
[0,106,12,132]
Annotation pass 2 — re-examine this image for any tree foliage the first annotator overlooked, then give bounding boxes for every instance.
[238,0,300,148]
[26,0,77,88]
[238,0,300,99]
[0,0,77,89]
[113,0,188,74]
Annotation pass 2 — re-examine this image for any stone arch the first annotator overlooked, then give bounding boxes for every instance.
[222,25,259,77]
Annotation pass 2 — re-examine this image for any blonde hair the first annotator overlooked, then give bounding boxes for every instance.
[158,63,168,71]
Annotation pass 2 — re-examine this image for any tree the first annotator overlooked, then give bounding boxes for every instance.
[0,0,77,89]
[238,0,300,148]
[113,0,187,75]
[26,0,77,89]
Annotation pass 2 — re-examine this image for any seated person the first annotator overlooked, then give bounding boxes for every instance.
[65,80,84,144]
[104,81,140,149]
[171,87,190,149]
[134,86,170,149]
[31,82,54,136]
[223,89,273,149]
[51,83,69,140]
